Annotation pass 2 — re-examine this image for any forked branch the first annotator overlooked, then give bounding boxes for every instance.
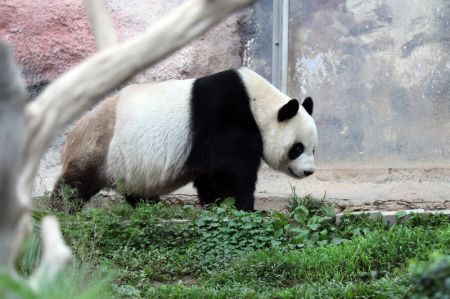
[1,0,256,289]
[20,0,256,204]
[84,0,118,50]
[0,41,29,271]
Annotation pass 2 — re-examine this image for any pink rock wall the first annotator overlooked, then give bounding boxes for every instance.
[1,0,96,85]
[1,0,246,92]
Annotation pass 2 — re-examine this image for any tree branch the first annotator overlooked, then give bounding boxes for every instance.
[29,216,73,291]
[0,43,72,283]
[84,0,117,50]
[19,0,256,201]
[0,41,30,270]
[0,0,255,287]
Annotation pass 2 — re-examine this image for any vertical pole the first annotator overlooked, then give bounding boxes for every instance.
[272,0,281,89]
[272,0,289,93]
[281,0,289,93]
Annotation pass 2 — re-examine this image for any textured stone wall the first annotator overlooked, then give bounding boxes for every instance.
[1,0,265,94]
[0,0,96,95]
[288,0,450,168]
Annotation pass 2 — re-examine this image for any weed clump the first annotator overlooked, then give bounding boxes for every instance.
[409,253,450,299]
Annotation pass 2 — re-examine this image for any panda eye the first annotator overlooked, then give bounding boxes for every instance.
[288,142,304,160]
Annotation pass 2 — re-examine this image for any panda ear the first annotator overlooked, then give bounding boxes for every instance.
[302,97,313,115]
[278,99,299,122]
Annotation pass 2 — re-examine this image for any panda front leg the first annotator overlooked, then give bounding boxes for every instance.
[232,188,256,211]
[195,172,256,211]
[219,170,257,211]
[194,174,220,206]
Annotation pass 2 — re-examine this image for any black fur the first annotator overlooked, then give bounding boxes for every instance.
[302,97,313,115]
[278,99,299,121]
[185,69,263,211]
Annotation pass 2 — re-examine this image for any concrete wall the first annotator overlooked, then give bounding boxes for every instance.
[288,0,450,169]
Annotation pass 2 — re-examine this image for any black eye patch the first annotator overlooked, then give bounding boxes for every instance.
[288,143,305,160]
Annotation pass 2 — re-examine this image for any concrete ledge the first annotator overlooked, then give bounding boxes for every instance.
[160,193,449,213]
[335,209,450,225]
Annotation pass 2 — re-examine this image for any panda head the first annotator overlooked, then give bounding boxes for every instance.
[261,97,318,179]
[238,68,318,179]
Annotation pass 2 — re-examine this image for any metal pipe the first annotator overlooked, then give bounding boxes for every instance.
[272,0,281,89]
[281,0,289,93]
[272,0,289,93]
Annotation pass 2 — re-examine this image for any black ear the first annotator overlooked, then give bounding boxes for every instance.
[302,97,313,115]
[278,99,299,122]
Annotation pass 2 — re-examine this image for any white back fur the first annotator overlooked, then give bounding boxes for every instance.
[238,68,318,178]
[107,79,194,195]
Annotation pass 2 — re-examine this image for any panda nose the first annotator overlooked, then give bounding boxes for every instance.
[304,171,314,177]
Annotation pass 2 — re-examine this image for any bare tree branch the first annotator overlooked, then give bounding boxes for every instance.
[19,0,256,202]
[0,41,31,271]
[0,0,255,288]
[30,216,73,290]
[0,43,72,284]
[84,0,117,50]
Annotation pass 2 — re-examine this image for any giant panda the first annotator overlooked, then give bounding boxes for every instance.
[52,68,318,211]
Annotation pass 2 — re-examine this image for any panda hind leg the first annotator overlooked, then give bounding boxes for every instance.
[51,166,105,213]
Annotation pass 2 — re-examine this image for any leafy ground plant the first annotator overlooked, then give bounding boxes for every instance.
[24,193,450,298]
[409,253,450,299]
[189,199,288,271]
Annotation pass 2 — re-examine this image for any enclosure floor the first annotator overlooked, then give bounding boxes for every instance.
[34,162,449,212]
[161,165,450,212]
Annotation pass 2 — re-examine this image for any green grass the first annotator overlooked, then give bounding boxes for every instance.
[204,226,449,288]
[0,264,113,299]
[409,253,450,298]
[7,193,450,298]
[144,276,411,299]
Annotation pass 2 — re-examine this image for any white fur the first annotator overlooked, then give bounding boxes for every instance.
[107,79,195,195]
[238,68,318,178]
